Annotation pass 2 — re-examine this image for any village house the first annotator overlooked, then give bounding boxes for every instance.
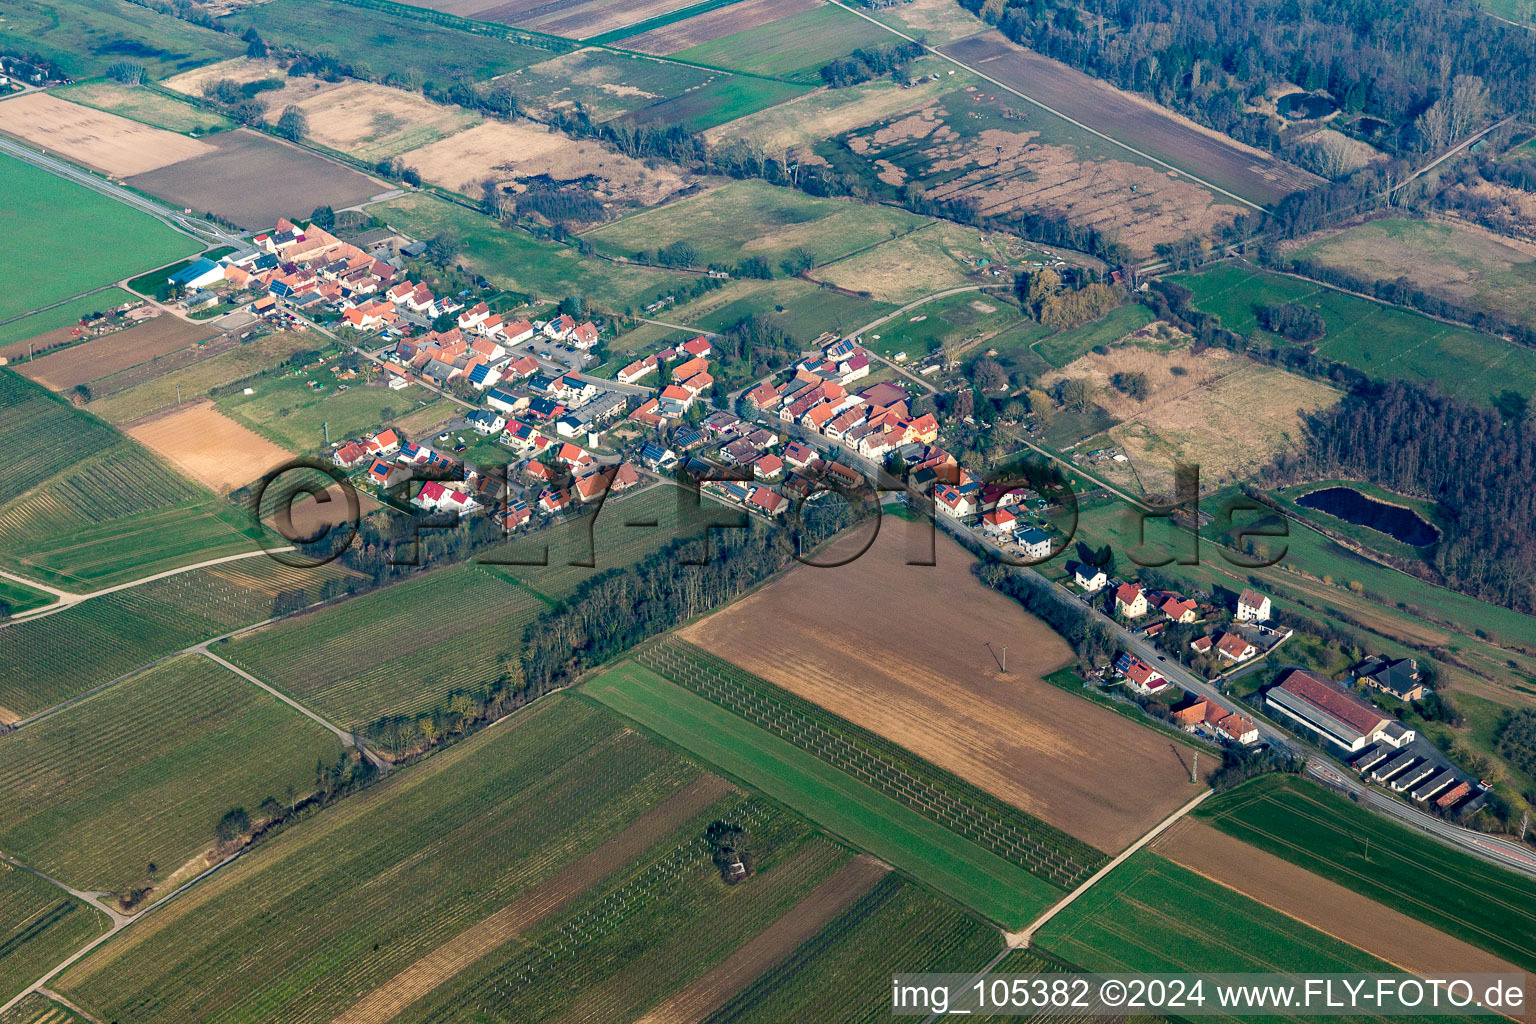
[1236,588,1272,622]
[1114,583,1148,618]
[1355,657,1425,701]
[1158,593,1198,623]
[1016,526,1053,561]
[1115,652,1168,696]
[981,507,1017,536]
[1070,562,1108,592]
[1213,631,1259,664]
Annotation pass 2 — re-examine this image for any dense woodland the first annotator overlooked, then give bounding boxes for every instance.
[1269,380,1536,614]
[960,0,1536,156]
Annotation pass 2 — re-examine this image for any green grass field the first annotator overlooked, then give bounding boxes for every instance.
[0,289,140,355]
[496,47,716,121]
[229,0,561,83]
[55,697,842,1024]
[625,73,809,132]
[0,578,52,614]
[1173,263,1536,404]
[378,193,694,310]
[583,179,930,271]
[220,563,541,731]
[0,864,108,1005]
[1196,774,1536,971]
[0,0,241,78]
[672,4,895,82]
[672,277,889,343]
[1,155,199,323]
[1036,850,1440,1024]
[584,661,1062,928]
[1033,304,1156,368]
[703,874,1002,1024]
[216,369,447,453]
[0,653,343,899]
[0,558,361,721]
[861,291,1033,360]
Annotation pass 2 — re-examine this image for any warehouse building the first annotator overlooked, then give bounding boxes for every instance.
[1266,669,1414,753]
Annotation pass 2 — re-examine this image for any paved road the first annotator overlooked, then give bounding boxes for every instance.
[0,135,243,248]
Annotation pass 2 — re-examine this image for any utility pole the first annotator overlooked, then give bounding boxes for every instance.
[1001,646,1007,673]
[175,383,182,405]
[1190,750,1199,784]
[323,421,329,445]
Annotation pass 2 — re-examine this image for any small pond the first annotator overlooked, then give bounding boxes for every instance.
[1280,92,1338,119]
[1296,486,1440,547]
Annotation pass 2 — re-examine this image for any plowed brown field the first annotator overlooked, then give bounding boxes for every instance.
[681,517,1208,850]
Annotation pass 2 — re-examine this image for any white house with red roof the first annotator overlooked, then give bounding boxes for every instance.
[981,507,1017,536]
[331,441,368,469]
[1114,652,1168,695]
[570,321,600,350]
[617,354,659,385]
[1114,583,1148,618]
[681,335,712,358]
[1159,594,1199,623]
[934,484,975,519]
[1214,632,1259,663]
[752,453,784,480]
[544,314,576,340]
[502,320,535,345]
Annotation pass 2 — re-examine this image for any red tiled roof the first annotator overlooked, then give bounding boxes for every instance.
[1276,669,1386,736]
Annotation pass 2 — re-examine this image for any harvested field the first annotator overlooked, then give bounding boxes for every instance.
[621,0,819,53]
[1043,346,1340,495]
[680,517,1208,850]
[126,400,294,492]
[162,57,348,113]
[51,81,233,135]
[1153,818,1534,1010]
[298,80,481,162]
[15,317,217,391]
[941,31,1320,207]
[168,60,480,160]
[125,129,382,231]
[397,118,689,204]
[635,855,889,1024]
[0,93,213,177]
[332,775,735,1024]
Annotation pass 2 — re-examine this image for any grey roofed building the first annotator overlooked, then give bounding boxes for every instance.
[1369,750,1419,783]
[400,240,428,258]
[1357,656,1425,701]
[1409,768,1457,802]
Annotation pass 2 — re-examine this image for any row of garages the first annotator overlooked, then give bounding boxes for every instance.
[1352,744,1484,814]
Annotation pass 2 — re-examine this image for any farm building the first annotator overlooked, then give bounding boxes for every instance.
[1265,669,1409,752]
[1355,656,1425,701]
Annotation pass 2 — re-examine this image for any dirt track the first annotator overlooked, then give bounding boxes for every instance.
[330,774,733,1024]
[634,856,889,1024]
[1154,818,1533,1022]
[681,518,1207,851]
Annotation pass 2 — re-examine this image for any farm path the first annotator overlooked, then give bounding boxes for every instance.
[819,0,1266,212]
[1006,786,1213,948]
[0,852,128,929]
[3,548,292,622]
[638,316,720,336]
[0,832,254,1019]
[194,647,393,776]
